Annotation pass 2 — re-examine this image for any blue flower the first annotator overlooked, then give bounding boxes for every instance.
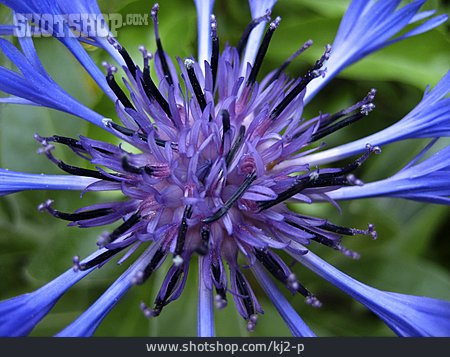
[0,0,449,337]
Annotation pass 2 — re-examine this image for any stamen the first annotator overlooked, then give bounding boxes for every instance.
[311,111,373,142]
[254,249,286,283]
[184,59,207,112]
[139,45,153,70]
[221,109,230,151]
[237,10,271,57]
[202,172,257,224]
[34,134,84,152]
[320,222,377,240]
[121,155,143,174]
[309,89,376,142]
[226,125,246,167]
[174,205,193,257]
[151,267,184,316]
[103,61,135,110]
[246,16,281,87]
[141,53,172,119]
[196,226,211,255]
[133,247,166,285]
[235,270,256,327]
[215,293,228,309]
[106,121,178,150]
[210,15,219,90]
[151,3,174,86]
[97,212,141,247]
[259,145,380,211]
[270,45,331,120]
[72,246,127,271]
[211,263,228,308]
[271,39,313,81]
[108,37,137,79]
[38,199,113,221]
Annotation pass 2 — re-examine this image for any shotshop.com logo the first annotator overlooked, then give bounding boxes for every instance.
[13,13,149,38]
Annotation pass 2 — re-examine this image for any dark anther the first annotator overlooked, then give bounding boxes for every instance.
[121,156,143,174]
[56,160,116,181]
[196,226,211,255]
[270,45,331,120]
[73,245,128,271]
[311,112,366,142]
[118,46,137,79]
[39,135,112,156]
[151,3,174,86]
[210,15,219,90]
[246,17,281,87]
[226,125,246,167]
[202,172,257,224]
[221,109,230,150]
[98,212,141,247]
[38,199,113,221]
[174,205,193,257]
[142,66,172,118]
[211,263,227,307]
[254,249,286,283]
[152,267,183,316]
[133,248,166,285]
[235,270,255,317]
[237,11,271,58]
[106,72,135,110]
[46,135,84,151]
[286,219,338,248]
[107,121,178,150]
[271,39,313,81]
[185,59,207,112]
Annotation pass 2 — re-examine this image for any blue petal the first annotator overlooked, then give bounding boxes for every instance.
[56,245,159,337]
[0,251,103,336]
[0,169,99,196]
[240,0,277,75]
[252,263,316,337]
[0,24,14,35]
[0,39,108,127]
[286,71,450,167]
[328,144,450,205]
[289,247,450,337]
[305,0,447,103]
[197,256,215,337]
[0,0,115,99]
[194,0,215,71]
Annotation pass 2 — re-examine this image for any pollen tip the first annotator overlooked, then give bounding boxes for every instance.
[306,295,322,308]
[102,118,113,127]
[184,58,195,69]
[36,143,54,155]
[360,103,375,115]
[346,174,364,186]
[173,255,184,266]
[132,270,145,285]
[270,16,281,29]
[215,294,227,309]
[287,273,300,290]
[140,301,155,318]
[96,231,110,248]
[72,255,81,272]
[151,3,159,17]
[368,223,377,240]
[37,199,53,212]
[247,314,258,332]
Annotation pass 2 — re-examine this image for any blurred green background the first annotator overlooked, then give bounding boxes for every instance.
[0,0,449,336]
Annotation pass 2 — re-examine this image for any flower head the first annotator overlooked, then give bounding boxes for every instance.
[0,0,449,337]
